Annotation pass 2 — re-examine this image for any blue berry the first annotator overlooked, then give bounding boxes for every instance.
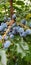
[26,29,31,35]
[12,14,16,20]
[8,32,12,36]
[10,34,14,39]
[0,23,7,31]
[18,27,24,34]
[0,23,7,32]
[1,22,4,26]
[0,26,3,31]
[13,26,20,32]
[4,40,11,48]
[7,17,11,22]
[20,32,26,37]
[21,19,27,25]
[2,23,7,28]
[12,30,16,35]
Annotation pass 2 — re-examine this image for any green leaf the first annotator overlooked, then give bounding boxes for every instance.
[16,1,24,5]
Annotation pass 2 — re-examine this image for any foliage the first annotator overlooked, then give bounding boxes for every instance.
[0,0,31,65]
[0,0,31,21]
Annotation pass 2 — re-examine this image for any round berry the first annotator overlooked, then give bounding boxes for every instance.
[12,30,16,35]
[26,29,31,35]
[13,26,20,33]
[7,17,11,22]
[2,23,7,28]
[10,34,14,39]
[4,40,11,48]
[20,32,26,37]
[21,19,27,25]
[12,14,16,20]
[1,22,4,26]
[18,27,24,34]
[0,26,3,31]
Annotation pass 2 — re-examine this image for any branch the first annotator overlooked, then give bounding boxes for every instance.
[9,0,13,18]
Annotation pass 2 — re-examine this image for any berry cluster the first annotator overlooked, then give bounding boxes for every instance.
[0,14,31,48]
